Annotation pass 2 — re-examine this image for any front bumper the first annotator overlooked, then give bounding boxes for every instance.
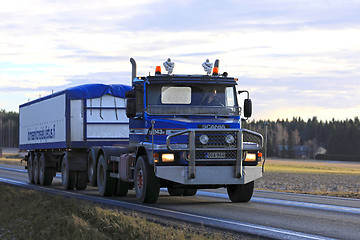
[155,165,262,185]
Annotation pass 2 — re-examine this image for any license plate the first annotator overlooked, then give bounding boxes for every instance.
[206,152,226,159]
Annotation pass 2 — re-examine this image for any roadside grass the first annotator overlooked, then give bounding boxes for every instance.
[0,153,24,159]
[263,159,360,175]
[0,183,233,240]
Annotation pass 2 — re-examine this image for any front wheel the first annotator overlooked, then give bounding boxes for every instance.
[134,156,160,203]
[227,181,254,202]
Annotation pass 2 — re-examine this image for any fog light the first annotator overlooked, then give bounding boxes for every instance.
[199,134,209,145]
[225,134,235,144]
[162,153,174,162]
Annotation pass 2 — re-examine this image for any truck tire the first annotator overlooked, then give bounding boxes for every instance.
[39,153,54,186]
[227,181,254,202]
[97,155,116,196]
[183,188,197,196]
[27,153,35,184]
[76,171,88,190]
[61,154,76,190]
[167,187,184,196]
[115,179,129,197]
[87,150,97,187]
[134,156,160,203]
[33,153,40,184]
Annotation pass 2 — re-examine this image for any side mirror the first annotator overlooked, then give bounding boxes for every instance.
[244,98,252,118]
[126,98,136,118]
[125,90,136,98]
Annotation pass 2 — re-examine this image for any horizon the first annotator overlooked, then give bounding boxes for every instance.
[1,0,360,121]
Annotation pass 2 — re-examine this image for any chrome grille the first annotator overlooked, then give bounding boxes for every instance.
[166,129,263,156]
[195,131,237,148]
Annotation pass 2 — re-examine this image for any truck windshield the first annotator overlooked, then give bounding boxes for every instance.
[146,84,240,116]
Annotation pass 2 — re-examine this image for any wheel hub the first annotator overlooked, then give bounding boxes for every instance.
[137,169,144,192]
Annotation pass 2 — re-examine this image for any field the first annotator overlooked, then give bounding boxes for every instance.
[256,158,360,198]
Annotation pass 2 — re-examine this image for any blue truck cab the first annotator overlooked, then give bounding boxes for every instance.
[125,58,263,203]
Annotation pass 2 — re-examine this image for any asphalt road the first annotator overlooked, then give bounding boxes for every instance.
[1,163,359,240]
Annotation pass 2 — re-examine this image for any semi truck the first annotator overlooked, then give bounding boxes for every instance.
[20,58,263,203]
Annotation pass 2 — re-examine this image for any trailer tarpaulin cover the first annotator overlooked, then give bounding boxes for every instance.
[65,84,132,100]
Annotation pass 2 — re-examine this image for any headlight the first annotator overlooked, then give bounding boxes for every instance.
[225,134,235,144]
[162,153,174,162]
[199,134,209,144]
[244,153,257,162]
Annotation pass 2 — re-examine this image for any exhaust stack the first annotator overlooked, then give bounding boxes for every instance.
[214,59,219,68]
[213,59,220,76]
[130,58,137,81]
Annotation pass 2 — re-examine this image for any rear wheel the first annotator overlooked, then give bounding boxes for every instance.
[227,181,254,202]
[76,171,88,190]
[97,155,116,196]
[115,179,129,197]
[183,188,197,196]
[61,154,76,190]
[87,150,97,187]
[33,154,40,184]
[167,187,184,196]
[27,153,34,183]
[134,156,160,203]
[39,153,54,186]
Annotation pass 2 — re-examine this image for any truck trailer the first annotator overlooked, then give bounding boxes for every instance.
[20,58,263,203]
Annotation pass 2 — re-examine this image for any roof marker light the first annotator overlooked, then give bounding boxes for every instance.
[155,66,161,74]
[212,67,219,76]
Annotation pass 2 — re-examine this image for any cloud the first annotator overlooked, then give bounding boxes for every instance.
[1,0,360,120]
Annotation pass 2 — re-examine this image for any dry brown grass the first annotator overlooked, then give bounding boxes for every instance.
[0,183,246,240]
[0,153,25,166]
[264,158,360,174]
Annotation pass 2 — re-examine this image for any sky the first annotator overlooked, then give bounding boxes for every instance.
[1,0,360,121]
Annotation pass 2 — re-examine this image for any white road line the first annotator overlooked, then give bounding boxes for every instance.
[189,190,360,215]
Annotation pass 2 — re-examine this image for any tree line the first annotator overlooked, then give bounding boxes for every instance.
[0,110,19,148]
[243,116,360,159]
[1,109,360,159]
